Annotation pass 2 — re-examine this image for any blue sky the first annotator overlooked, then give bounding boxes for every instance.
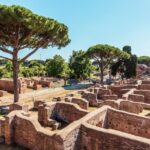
[0,0,150,61]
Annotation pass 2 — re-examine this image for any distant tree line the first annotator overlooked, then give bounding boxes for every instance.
[0,45,137,84]
[138,56,150,67]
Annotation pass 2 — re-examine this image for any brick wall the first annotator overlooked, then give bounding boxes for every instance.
[134,90,150,103]
[80,124,150,150]
[54,102,88,123]
[107,109,150,139]
[0,79,27,93]
[71,98,89,110]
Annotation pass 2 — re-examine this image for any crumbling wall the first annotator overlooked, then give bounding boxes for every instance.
[86,108,107,127]
[0,119,5,137]
[82,92,98,106]
[128,94,144,102]
[142,80,150,84]
[98,100,118,109]
[54,102,88,123]
[106,109,150,139]
[63,126,81,150]
[102,95,118,100]
[38,102,88,125]
[71,98,89,110]
[9,103,28,113]
[14,117,63,150]
[119,100,143,114]
[138,84,150,90]
[80,124,150,150]
[98,100,143,114]
[38,103,56,125]
[0,79,27,93]
[109,85,136,98]
[134,90,150,103]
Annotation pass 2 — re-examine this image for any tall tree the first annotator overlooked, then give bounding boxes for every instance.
[0,5,70,102]
[111,46,137,78]
[69,50,94,80]
[86,44,129,84]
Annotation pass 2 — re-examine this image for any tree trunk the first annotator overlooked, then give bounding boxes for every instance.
[64,78,67,86]
[99,58,104,85]
[13,52,19,103]
[100,67,103,85]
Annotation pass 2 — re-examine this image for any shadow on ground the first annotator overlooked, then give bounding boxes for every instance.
[0,144,29,150]
[63,83,93,90]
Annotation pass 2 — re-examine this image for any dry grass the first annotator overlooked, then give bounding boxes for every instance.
[88,107,97,112]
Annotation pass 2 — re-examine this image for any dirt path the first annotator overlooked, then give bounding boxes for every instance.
[0,87,77,106]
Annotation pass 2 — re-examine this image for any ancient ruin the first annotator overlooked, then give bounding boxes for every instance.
[0,76,150,149]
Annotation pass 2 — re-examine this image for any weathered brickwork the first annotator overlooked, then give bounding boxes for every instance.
[1,106,150,150]
[1,77,150,149]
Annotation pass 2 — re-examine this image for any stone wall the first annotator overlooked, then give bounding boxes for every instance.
[63,125,81,150]
[38,102,56,125]
[82,92,98,106]
[0,119,5,137]
[106,109,150,139]
[128,94,144,102]
[9,103,28,113]
[0,79,27,93]
[119,100,143,114]
[98,100,143,114]
[34,100,45,110]
[71,98,89,110]
[5,113,63,150]
[54,102,88,123]
[2,105,150,150]
[98,100,118,109]
[109,85,137,98]
[138,84,150,90]
[80,123,150,150]
[134,90,150,103]
[102,95,118,100]
[86,108,107,127]
[38,102,88,126]
[142,80,150,84]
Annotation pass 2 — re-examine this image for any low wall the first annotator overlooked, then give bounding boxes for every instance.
[128,94,144,102]
[98,100,143,114]
[102,95,118,100]
[71,98,89,110]
[86,108,107,127]
[38,102,56,125]
[109,85,137,97]
[98,100,118,109]
[80,123,150,150]
[54,102,88,123]
[138,84,150,90]
[82,92,98,106]
[38,102,88,125]
[0,79,27,93]
[142,80,150,84]
[119,100,143,114]
[9,103,28,113]
[0,119,5,137]
[134,90,150,103]
[5,114,63,150]
[107,109,150,139]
